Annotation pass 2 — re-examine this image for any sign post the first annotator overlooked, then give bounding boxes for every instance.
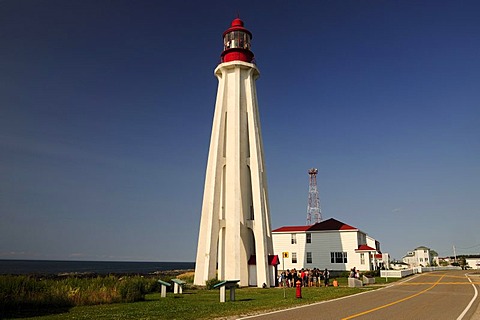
[282,252,288,298]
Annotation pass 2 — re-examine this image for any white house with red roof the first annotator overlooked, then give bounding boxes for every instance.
[272,218,388,272]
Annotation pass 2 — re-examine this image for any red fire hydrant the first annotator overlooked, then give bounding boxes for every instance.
[296,280,302,298]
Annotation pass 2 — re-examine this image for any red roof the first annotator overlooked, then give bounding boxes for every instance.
[356,245,377,252]
[248,255,279,265]
[308,218,357,231]
[272,218,357,233]
[271,225,310,232]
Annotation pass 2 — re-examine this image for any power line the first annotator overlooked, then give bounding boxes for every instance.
[457,244,480,250]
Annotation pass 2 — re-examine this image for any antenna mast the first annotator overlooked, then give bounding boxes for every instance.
[306,168,322,225]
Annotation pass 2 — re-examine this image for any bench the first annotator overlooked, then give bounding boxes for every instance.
[348,277,363,288]
[157,280,171,298]
[213,280,240,302]
[363,275,375,285]
[171,279,186,294]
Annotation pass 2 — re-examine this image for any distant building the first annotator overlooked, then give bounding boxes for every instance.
[390,261,409,270]
[272,218,388,272]
[402,246,438,267]
[438,256,454,266]
[465,256,480,269]
[438,255,480,269]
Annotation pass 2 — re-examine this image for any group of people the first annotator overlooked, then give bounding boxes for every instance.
[349,267,361,279]
[279,268,331,287]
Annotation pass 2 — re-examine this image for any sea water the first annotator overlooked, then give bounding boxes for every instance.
[0,259,195,275]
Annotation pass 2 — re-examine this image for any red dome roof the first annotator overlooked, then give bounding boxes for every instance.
[222,18,252,38]
[231,18,244,27]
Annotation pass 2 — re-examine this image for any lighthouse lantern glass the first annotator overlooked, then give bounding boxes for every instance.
[224,31,251,51]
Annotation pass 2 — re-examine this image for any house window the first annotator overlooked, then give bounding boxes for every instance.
[291,234,297,244]
[307,252,312,263]
[331,252,348,263]
[306,233,311,244]
[420,258,423,262]
[360,253,365,265]
[292,252,297,263]
[336,252,343,263]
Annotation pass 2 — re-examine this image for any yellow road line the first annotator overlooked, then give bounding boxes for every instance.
[421,274,476,279]
[341,274,446,320]
[398,282,480,285]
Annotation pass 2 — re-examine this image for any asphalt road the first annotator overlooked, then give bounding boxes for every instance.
[241,270,480,320]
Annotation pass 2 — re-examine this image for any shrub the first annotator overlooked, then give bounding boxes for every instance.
[205,278,222,290]
[362,270,380,277]
[332,271,350,278]
[177,271,195,284]
[118,277,147,302]
[0,274,159,317]
[0,275,73,317]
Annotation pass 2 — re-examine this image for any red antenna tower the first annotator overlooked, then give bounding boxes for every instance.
[306,168,322,225]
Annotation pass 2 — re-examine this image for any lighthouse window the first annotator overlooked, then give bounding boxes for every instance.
[224,31,250,50]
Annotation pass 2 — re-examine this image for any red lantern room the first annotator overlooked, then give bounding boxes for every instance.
[221,18,254,63]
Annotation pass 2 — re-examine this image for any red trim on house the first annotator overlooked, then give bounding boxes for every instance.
[356,245,377,252]
[271,225,310,232]
[248,255,280,265]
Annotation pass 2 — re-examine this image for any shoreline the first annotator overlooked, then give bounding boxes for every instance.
[0,260,195,277]
[0,269,195,278]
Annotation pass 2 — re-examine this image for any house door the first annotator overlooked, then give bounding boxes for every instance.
[249,265,257,286]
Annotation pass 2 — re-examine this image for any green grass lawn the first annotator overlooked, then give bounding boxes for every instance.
[6,277,398,320]
[10,287,374,319]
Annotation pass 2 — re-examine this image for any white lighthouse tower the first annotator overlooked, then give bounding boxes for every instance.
[194,18,275,287]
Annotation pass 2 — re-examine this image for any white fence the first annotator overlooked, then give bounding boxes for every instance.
[380,266,462,278]
[380,269,415,278]
[418,266,461,272]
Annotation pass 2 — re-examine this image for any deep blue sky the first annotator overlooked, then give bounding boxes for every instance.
[1,0,479,262]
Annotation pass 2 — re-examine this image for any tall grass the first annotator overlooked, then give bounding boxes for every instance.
[0,275,158,317]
